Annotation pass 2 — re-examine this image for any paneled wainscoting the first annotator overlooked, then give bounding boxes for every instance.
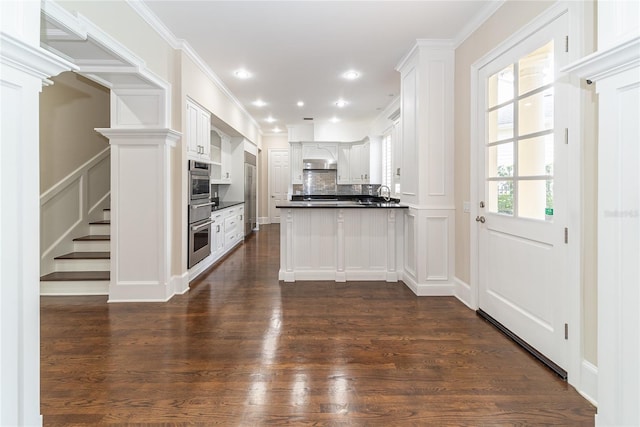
[41,224,595,425]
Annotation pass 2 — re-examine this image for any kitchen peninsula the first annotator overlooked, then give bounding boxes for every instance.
[276,196,408,282]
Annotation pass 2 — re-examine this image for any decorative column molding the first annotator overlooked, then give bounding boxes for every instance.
[395,41,456,295]
[96,128,181,302]
[336,209,346,282]
[563,32,640,427]
[1,11,75,426]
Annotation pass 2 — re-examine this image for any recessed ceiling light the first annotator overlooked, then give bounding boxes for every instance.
[272,127,282,133]
[234,69,252,79]
[343,70,360,80]
[252,99,267,107]
[335,99,348,108]
[265,116,276,123]
[297,101,304,107]
[330,117,340,123]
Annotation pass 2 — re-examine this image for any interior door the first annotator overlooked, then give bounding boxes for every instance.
[269,149,289,224]
[477,14,569,373]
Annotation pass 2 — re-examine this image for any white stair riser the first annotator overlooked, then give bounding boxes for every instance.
[74,241,110,252]
[40,280,109,296]
[89,224,110,235]
[54,259,110,272]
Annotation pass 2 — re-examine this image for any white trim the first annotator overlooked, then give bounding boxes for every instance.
[40,147,110,202]
[579,360,599,407]
[401,273,454,296]
[562,35,640,81]
[127,0,261,131]
[453,1,506,48]
[453,277,474,309]
[171,272,190,295]
[258,216,271,225]
[0,32,76,79]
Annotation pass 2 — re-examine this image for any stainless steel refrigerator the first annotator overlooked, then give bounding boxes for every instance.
[244,153,257,236]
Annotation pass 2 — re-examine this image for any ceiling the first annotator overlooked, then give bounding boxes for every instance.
[142,1,500,136]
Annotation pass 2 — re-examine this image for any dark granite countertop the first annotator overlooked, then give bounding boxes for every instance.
[277,195,407,209]
[213,201,244,211]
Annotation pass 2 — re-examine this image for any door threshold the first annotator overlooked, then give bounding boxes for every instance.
[476,309,567,380]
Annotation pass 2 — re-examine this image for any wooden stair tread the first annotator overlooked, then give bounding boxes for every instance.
[89,220,111,225]
[40,271,110,281]
[73,235,110,241]
[55,252,110,260]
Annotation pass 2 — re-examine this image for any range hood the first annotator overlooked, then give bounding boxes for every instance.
[303,159,337,170]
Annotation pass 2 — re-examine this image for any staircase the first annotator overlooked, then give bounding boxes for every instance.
[40,208,111,296]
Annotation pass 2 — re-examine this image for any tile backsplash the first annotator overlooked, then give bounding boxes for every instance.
[292,183,381,197]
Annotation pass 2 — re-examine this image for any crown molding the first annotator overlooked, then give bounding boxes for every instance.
[453,0,505,48]
[0,32,77,81]
[126,0,261,132]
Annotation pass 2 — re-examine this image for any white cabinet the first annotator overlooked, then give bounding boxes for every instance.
[337,144,351,184]
[290,142,303,184]
[211,210,225,259]
[350,140,370,183]
[220,135,232,183]
[186,99,211,161]
[337,140,370,184]
[223,205,245,248]
[211,128,232,184]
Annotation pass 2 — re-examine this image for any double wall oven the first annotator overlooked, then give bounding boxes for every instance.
[188,161,214,268]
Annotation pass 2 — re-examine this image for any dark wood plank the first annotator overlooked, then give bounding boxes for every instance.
[41,224,595,425]
[73,235,110,241]
[54,252,110,260]
[40,271,110,281]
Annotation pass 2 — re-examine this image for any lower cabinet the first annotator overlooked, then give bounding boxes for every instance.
[189,203,245,282]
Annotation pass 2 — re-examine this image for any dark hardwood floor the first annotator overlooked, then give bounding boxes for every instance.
[41,224,595,426]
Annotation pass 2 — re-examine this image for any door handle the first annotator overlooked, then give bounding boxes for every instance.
[475,216,486,223]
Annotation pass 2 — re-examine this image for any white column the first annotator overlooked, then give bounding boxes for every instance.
[96,129,180,302]
[395,42,456,295]
[1,2,75,423]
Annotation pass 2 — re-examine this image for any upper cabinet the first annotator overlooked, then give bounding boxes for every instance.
[338,139,370,184]
[186,99,211,161]
[210,128,232,184]
[290,142,303,184]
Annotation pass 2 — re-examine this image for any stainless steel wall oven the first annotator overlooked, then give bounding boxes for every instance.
[188,160,213,268]
[189,160,211,202]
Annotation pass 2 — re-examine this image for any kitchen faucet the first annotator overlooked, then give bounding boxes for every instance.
[377,185,391,202]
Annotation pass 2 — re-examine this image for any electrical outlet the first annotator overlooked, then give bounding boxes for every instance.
[463,201,470,213]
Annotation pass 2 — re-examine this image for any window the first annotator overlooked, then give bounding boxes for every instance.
[486,40,555,220]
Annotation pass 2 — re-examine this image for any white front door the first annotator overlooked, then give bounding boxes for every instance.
[269,149,289,224]
[477,14,569,372]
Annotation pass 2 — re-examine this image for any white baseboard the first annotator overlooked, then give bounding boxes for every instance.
[578,360,598,407]
[258,216,271,225]
[454,277,474,309]
[401,273,454,296]
[171,272,189,295]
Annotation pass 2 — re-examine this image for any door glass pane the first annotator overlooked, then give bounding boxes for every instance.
[488,143,513,178]
[518,134,554,177]
[518,180,548,220]
[518,88,554,136]
[489,180,514,215]
[488,64,514,108]
[488,103,514,142]
[519,41,554,95]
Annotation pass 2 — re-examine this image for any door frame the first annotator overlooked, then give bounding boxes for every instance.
[267,148,289,224]
[469,1,587,394]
